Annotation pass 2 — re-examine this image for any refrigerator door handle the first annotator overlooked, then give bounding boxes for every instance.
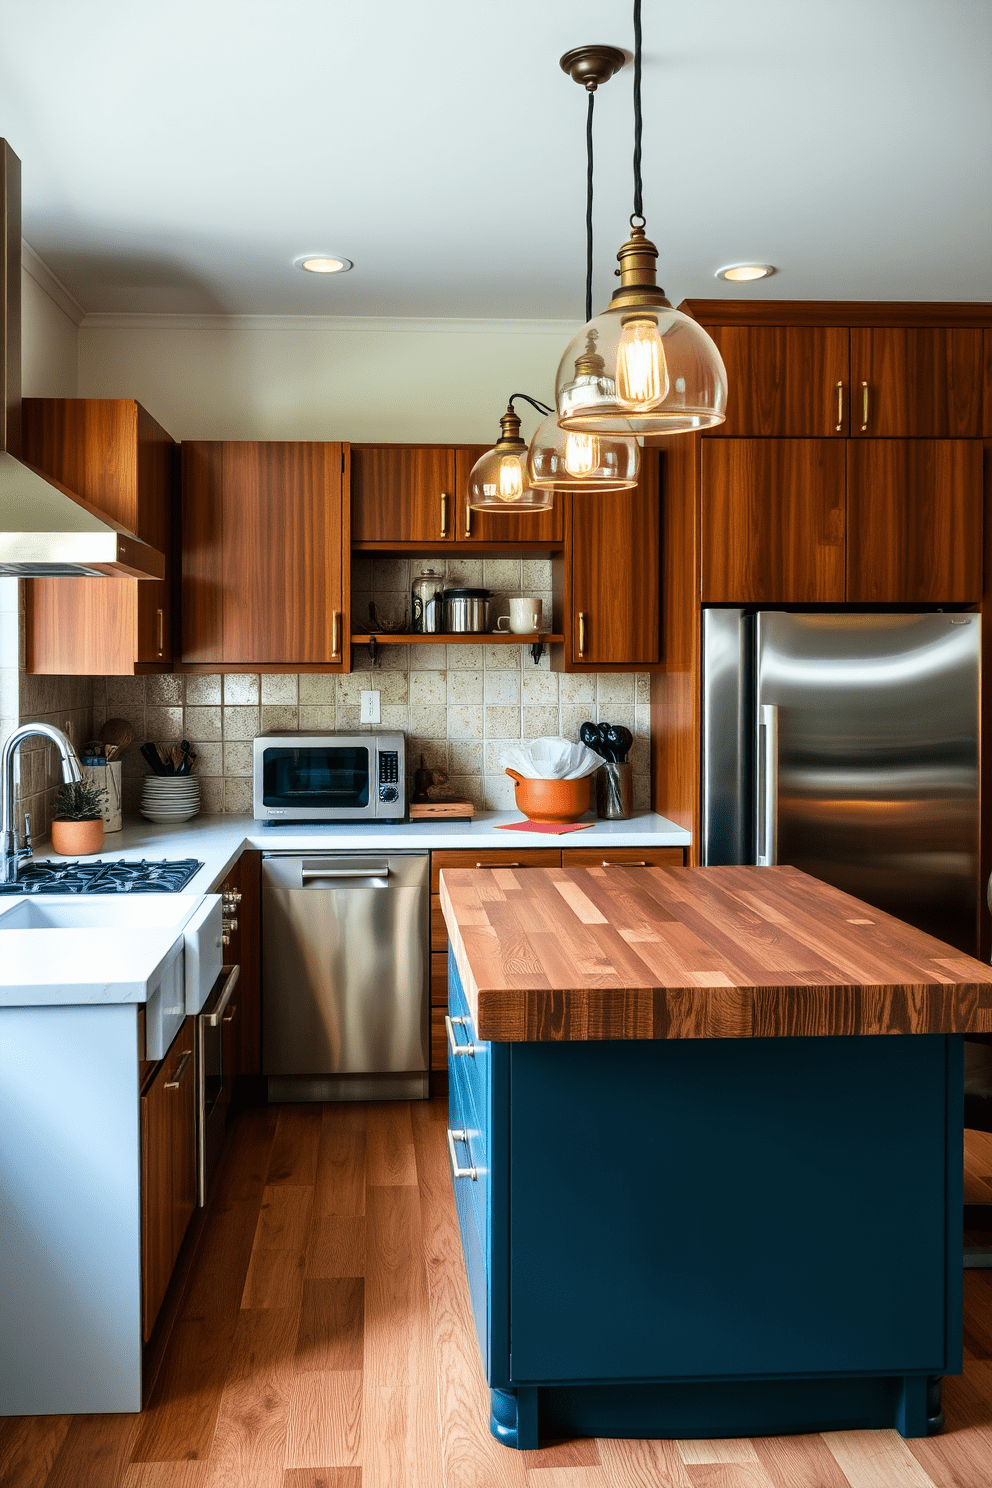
[757,703,779,866]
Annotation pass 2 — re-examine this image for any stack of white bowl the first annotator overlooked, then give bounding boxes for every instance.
[140,775,200,823]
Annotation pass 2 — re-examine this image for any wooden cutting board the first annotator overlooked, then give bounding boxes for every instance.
[439,862,992,1042]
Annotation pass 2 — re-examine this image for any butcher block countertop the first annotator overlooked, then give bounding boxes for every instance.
[439,862,992,1042]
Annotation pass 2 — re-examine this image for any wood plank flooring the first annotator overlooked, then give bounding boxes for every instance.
[4,1106,992,1488]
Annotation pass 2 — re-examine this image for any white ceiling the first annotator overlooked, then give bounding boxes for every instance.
[1,0,990,319]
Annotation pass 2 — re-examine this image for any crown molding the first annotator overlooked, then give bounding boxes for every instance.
[77,310,583,336]
[20,240,85,326]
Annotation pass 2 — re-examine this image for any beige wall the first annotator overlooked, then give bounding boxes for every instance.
[21,264,79,397]
[76,316,577,443]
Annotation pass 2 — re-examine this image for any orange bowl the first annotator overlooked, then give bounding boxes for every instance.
[505,769,592,824]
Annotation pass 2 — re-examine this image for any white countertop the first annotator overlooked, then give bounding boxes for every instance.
[28,810,691,895]
[0,927,181,1005]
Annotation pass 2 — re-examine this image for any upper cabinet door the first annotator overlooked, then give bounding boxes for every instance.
[846,440,983,603]
[850,328,985,437]
[567,453,660,667]
[181,441,346,666]
[701,440,847,604]
[454,447,565,545]
[351,446,455,543]
[705,326,851,437]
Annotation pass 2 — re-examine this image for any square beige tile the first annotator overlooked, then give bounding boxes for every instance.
[445,774,485,808]
[299,704,336,729]
[223,674,259,705]
[484,671,520,705]
[223,742,253,777]
[596,674,636,705]
[261,704,299,731]
[561,703,596,738]
[336,705,361,730]
[408,643,446,670]
[222,706,260,740]
[224,777,253,814]
[380,705,410,730]
[447,706,484,740]
[409,739,448,771]
[483,773,517,811]
[484,645,520,671]
[521,670,558,705]
[410,671,447,706]
[261,674,299,704]
[377,644,410,671]
[192,742,223,778]
[635,672,651,703]
[560,672,596,703]
[483,557,522,592]
[448,740,483,774]
[447,642,483,670]
[485,706,521,740]
[185,674,222,706]
[336,671,373,705]
[199,777,225,815]
[521,558,553,590]
[377,671,408,704]
[447,671,483,705]
[184,706,222,742]
[485,740,514,774]
[411,703,447,737]
[146,675,184,706]
[145,706,184,741]
[298,674,337,703]
[522,705,560,739]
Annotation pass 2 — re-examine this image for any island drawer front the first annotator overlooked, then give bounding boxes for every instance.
[448,1110,490,1377]
[448,1053,489,1247]
[561,847,686,868]
[447,949,490,1129]
[432,848,561,893]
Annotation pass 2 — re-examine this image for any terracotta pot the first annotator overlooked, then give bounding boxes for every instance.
[50,817,104,857]
[505,770,592,824]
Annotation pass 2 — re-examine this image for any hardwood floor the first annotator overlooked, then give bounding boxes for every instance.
[4,1106,992,1488]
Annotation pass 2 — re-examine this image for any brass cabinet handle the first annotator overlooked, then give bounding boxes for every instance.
[835,382,844,433]
[331,610,341,658]
[860,381,869,431]
[602,860,648,867]
[476,860,520,867]
[464,498,472,539]
[156,608,164,657]
[164,1050,192,1089]
[578,611,587,659]
[440,491,449,538]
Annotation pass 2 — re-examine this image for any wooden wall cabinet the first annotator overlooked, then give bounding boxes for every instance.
[141,1020,196,1341]
[181,442,348,668]
[23,398,176,675]
[705,326,851,438]
[351,443,563,547]
[849,328,985,438]
[560,451,661,669]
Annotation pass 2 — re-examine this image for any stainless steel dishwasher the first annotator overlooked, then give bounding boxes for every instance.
[262,852,429,1101]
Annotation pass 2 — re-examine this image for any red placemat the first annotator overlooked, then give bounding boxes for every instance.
[494,819,595,835]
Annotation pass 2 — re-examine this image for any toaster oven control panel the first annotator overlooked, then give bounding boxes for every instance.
[377,750,400,803]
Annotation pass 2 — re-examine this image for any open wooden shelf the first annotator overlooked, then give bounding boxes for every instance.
[350,632,564,645]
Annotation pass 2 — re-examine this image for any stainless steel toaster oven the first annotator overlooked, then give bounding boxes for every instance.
[252,731,406,821]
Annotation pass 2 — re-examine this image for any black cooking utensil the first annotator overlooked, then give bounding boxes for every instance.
[141,742,166,775]
[177,739,193,775]
[580,721,609,758]
[602,724,634,764]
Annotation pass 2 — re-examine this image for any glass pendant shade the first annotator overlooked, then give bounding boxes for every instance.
[467,407,553,512]
[527,413,640,491]
[556,226,728,436]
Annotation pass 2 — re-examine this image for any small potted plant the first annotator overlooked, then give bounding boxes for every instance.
[50,779,105,857]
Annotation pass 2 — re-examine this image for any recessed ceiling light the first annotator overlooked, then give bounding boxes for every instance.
[716,263,776,282]
[295,255,353,274]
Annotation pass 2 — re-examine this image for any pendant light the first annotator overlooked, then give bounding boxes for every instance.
[467,394,555,512]
[528,47,640,494]
[555,0,728,436]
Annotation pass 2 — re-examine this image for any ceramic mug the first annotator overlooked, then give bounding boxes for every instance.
[496,596,542,634]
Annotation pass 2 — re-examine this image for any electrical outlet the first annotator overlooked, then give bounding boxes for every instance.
[360,690,381,725]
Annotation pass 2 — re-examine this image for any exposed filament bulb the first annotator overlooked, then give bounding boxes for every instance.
[616,315,669,409]
[498,454,525,502]
[564,432,601,477]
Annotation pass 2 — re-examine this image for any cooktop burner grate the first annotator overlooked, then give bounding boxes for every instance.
[0,858,204,895]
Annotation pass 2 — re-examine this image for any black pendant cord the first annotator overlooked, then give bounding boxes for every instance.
[508,392,554,418]
[585,87,595,323]
[631,0,645,227]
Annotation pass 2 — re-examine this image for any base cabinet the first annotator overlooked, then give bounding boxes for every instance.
[447,950,959,1447]
[141,1019,196,1341]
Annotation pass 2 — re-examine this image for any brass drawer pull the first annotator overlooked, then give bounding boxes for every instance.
[602,859,648,867]
[445,1013,476,1058]
[834,381,843,432]
[164,1050,192,1089]
[476,860,520,868]
[331,610,341,658]
[156,608,164,657]
[447,1127,477,1181]
[860,381,869,431]
[464,499,472,539]
[578,611,587,658]
[440,491,449,538]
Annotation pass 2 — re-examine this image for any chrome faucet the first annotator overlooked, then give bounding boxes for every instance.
[1,723,83,885]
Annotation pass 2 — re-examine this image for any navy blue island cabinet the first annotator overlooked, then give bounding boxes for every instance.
[438,862,988,1450]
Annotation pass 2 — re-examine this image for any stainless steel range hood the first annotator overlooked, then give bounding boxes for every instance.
[0,140,165,578]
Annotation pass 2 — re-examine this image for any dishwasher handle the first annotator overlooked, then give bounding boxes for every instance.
[301,862,390,881]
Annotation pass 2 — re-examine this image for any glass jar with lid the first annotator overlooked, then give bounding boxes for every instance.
[411,566,445,634]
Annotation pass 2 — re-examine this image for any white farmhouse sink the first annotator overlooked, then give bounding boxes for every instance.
[0,893,208,931]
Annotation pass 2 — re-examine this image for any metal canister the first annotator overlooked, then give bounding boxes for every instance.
[411,566,445,633]
[443,588,491,633]
[595,761,633,820]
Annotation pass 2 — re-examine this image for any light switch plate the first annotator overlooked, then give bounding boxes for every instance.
[360,690,381,724]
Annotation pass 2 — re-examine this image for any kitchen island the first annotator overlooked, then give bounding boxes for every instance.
[439,862,992,1448]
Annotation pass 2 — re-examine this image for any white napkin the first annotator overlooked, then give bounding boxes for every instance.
[501,737,604,780]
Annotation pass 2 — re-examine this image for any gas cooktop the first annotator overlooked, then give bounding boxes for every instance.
[0,858,204,895]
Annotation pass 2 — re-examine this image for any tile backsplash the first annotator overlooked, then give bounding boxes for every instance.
[92,657,652,818]
[14,672,94,839]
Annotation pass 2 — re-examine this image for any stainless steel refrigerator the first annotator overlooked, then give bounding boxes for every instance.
[702,610,980,954]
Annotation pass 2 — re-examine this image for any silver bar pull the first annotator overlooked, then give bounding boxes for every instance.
[445,1013,476,1057]
[756,703,779,867]
[202,964,241,1028]
[447,1127,477,1181]
[301,864,390,881]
